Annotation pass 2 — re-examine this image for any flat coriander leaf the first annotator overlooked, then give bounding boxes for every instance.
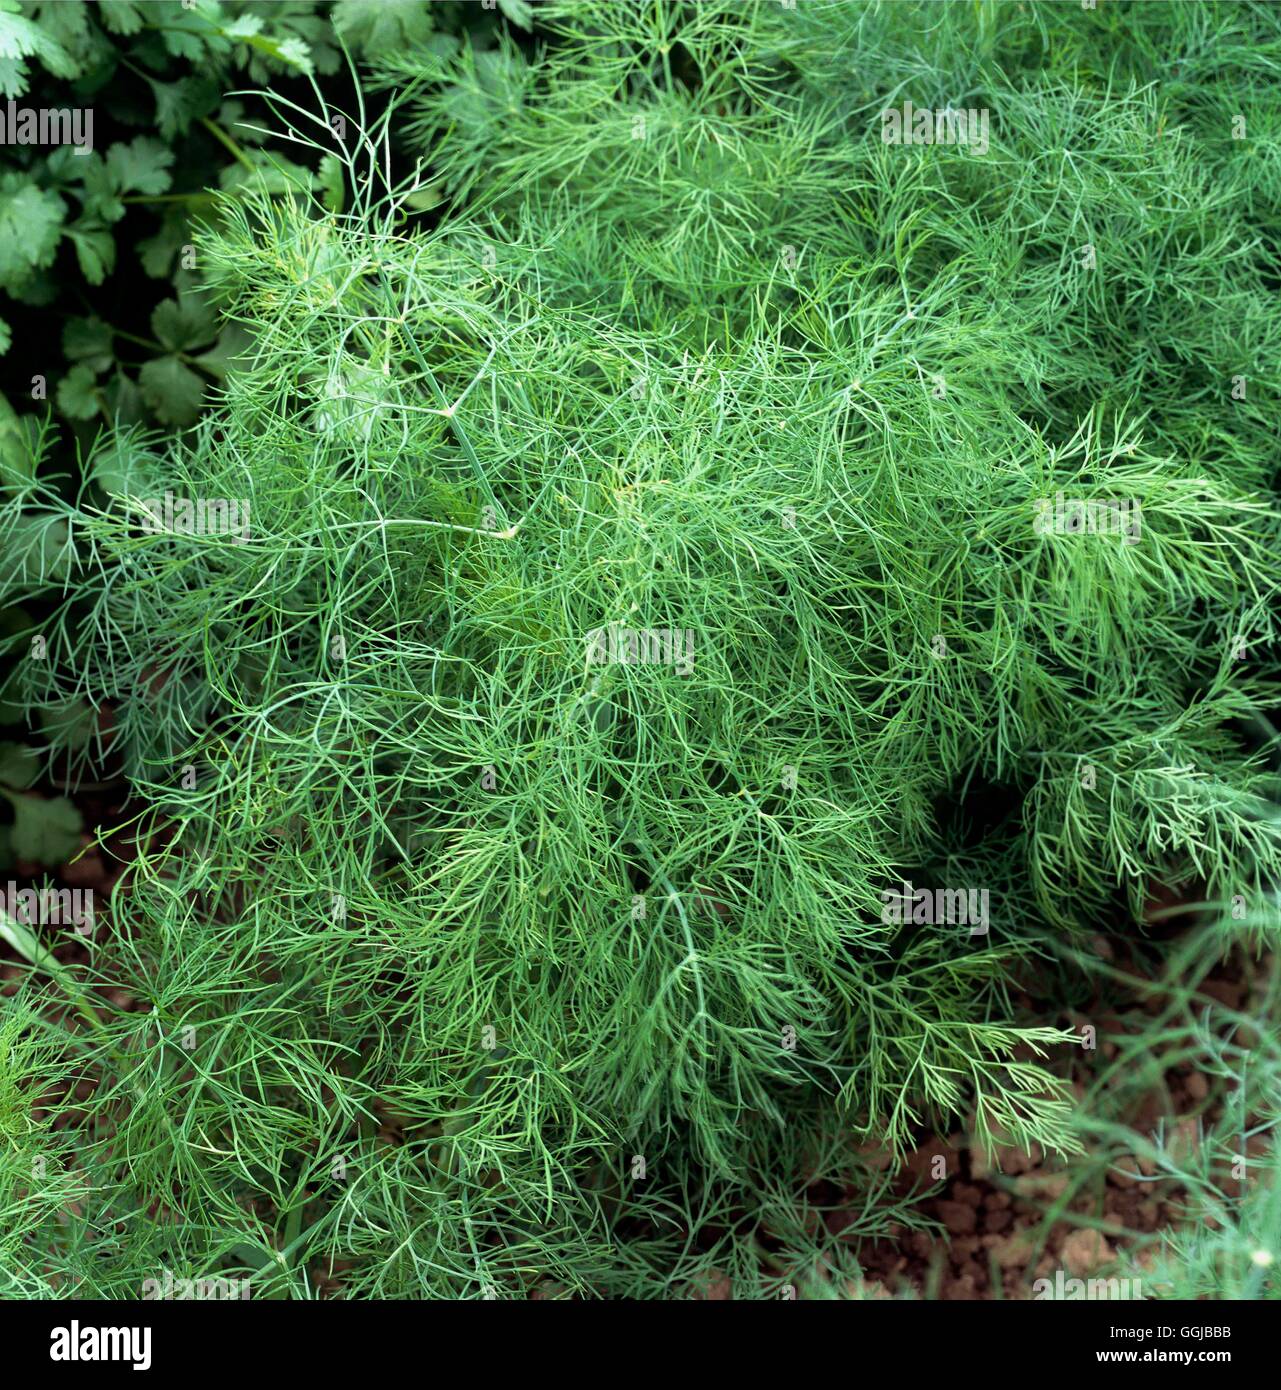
[63,316,115,372]
[0,740,38,789]
[106,136,175,197]
[137,213,187,278]
[192,321,251,380]
[66,224,115,285]
[149,72,220,140]
[158,6,208,63]
[333,0,436,59]
[498,0,534,31]
[0,175,64,294]
[218,148,314,197]
[151,294,217,353]
[0,4,79,99]
[215,148,313,197]
[2,788,82,864]
[274,36,314,73]
[318,152,345,214]
[218,13,314,76]
[139,355,205,426]
[56,363,101,420]
[218,99,270,147]
[30,0,90,55]
[221,14,264,41]
[0,390,34,487]
[99,1,145,36]
[102,371,145,427]
[72,153,126,225]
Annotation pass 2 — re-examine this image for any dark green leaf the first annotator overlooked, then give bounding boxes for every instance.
[0,176,64,293]
[63,316,115,373]
[152,294,217,353]
[1,788,82,864]
[106,136,175,197]
[0,740,39,790]
[67,225,116,286]
[0,390,34,488]
[139,355,205,426]
[56,363,101,420]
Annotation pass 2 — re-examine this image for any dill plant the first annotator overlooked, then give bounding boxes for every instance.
[1,0,1280,1298]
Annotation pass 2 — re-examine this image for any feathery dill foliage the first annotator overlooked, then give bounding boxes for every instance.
[0,0,1279,1297]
